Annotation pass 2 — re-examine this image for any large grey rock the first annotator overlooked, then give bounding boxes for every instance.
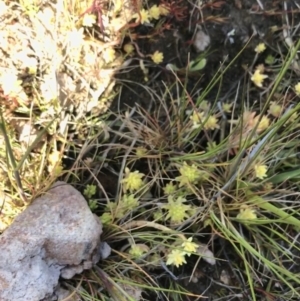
[0,181,104,301]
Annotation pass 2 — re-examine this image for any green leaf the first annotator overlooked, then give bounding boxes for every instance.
[188,58,207,71]
[248,196,300,230]
[270,168,300,184]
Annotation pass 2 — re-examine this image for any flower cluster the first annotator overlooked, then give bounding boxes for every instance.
[230,110,270,134]
[136,146,147,157]
[254,42,266,54]
[162,195,191,223]
[175,162,207,187]
[254,164,268,179]
[181,237,199,256]
[228,110,271,154]
[166,249,186,267]
[151,50,164,64]
[100,194,140,223]
[205,115,220,130]
[237,206,257,220]
[255,115,270,133]
[121,167,145,192]
[133,5,169,25]
[83,184,97,199]
[163,182,177,195]
[189,110,220,130]
[268,102,282,117]
[166,237,198,268]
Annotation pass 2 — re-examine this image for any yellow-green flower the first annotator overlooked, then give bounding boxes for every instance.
[149,5,160,20]
[199,100,210,111]
[176,162,205,187]
[287,112,298,123]
[204,115,220,130]
[181,237,198,256]
[163,182,177,195]
[268,102,282,117]
[237,206,257,220]
[254,164,268,179]
[253,115,270,133]
[153,209,164,221]
[122,194,139,210]
[136,146,147,157]
[251,69,268,87]
[255,43,266,53]
[134,9,150,24]
[163,196,191,223]
[102,47,116,64]
[222,102,233,113]
[206,141,217,152]
[88,199,98,211]
[295,82,300,96]
[129,244,148,258]
[151,50,164,64]
[121,168,145,192]
[190,110,205,124]
[106,202,124,219]
[100,212,113,224]
[159,4,169,16]
[123,43,134,55]
[166,249,186,267]
[83,184,97,199]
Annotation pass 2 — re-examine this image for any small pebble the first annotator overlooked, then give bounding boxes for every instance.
[193,30,211,52]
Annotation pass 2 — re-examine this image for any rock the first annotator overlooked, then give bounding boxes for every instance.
[0,181,104,301]
[193,29,211,53]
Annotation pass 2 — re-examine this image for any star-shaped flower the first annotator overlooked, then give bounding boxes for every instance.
[151,51,164,64]
[237,206,257,220]
[254,164,268,179]
[166,249,187,267]
[134,9,150,24]
[295,82,300,96]
[251,69,268,87]
[163,196,191,223]
[255,43,266,54]
[181,237,198,256]
[121,168,145,192]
